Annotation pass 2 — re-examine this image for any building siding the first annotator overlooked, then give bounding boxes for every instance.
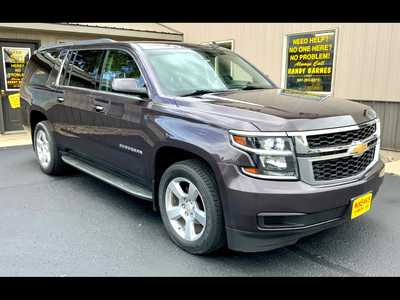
[356,100,400,151]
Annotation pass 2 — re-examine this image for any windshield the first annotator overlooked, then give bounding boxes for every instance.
[142,47,275,97]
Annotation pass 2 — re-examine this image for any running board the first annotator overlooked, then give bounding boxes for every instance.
[61,154,153,201]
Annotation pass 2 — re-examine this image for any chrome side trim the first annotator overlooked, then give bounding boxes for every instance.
[61,154,153,200]
[60,85,146,102]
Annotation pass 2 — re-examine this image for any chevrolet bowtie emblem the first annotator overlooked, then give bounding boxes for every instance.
[349,142,368,156]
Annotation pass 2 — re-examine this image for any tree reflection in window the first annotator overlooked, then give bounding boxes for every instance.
[99,50,144,92]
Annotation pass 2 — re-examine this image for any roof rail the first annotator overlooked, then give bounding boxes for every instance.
[38,38,116,51]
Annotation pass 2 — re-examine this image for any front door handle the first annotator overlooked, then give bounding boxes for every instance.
[57,97,64,103]
[94,105,104,113]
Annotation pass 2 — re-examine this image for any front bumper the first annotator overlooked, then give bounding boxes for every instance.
[218,160,385,253]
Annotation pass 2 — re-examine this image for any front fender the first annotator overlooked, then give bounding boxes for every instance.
[147,113,254,216]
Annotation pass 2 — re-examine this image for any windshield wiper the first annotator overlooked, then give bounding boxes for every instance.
[179,89,228,97]
[237,85,268,91]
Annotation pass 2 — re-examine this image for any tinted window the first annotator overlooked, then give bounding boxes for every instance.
[47,49,67,85]
[99,50,144,92]
[65,50,104,89]
[24,50,60,86]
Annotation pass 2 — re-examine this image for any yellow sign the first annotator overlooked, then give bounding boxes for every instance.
[8,93,21,109]
[349,142,368,156]
[2,47,31,91]
[285,30,336,92]
[351,192,372,220]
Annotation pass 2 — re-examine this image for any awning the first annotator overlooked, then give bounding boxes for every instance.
[0,23,183,41]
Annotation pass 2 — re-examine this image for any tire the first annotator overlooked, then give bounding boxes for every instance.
[33,120,68,175]
[159,159,226,255]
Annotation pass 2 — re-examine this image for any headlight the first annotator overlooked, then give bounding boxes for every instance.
[229,131,298,179]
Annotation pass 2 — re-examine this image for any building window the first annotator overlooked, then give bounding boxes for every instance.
[282,30,337,93]
[204,40,234,51]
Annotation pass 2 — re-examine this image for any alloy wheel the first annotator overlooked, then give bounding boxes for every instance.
[165,177,206,241]
[36,129,51,169]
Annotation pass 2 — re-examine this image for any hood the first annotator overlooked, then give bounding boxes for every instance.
[173,88,376,132]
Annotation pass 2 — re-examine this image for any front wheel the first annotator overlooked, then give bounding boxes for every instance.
[159,159,226,255]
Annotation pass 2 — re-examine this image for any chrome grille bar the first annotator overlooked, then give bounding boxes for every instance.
[288,119,380,186]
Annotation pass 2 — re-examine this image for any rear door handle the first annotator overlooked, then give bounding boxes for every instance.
[57,97,64,103]
[94,105,105,113]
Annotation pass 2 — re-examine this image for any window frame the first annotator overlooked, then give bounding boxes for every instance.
[55,46,151,100]
[202,39,234,51]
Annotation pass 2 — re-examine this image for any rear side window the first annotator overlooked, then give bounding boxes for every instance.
[99,50,144,92]
[47,49,67,85]
[23,50,60,86]
[64,50,104,89]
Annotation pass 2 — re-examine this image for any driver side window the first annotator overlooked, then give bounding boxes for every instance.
[99,50,144,92]
[216,55,253,84]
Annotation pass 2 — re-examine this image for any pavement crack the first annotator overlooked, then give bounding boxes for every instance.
[287,245,364,277]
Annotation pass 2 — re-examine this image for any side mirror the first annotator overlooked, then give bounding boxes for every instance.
[111,78,147,96]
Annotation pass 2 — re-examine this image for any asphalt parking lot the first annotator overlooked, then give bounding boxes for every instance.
[0,145,399,276]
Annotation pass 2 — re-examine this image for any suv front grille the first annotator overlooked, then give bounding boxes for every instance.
[312,147,376,181]
[307,123,376,148]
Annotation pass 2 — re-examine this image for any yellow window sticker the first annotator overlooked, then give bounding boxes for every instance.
[8,93,21,109]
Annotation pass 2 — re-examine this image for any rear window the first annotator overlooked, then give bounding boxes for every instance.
[24,50,61,86]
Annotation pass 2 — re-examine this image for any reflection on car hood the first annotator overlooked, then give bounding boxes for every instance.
[173,88,376,132]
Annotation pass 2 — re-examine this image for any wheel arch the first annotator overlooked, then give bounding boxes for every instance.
[151,141,226,212]
[29,109,48,146]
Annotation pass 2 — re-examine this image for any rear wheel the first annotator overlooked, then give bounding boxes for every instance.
[159,159,226,254]
[34,121,68,175]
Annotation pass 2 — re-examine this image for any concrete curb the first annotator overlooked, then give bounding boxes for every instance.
[385,161,400,176]
[0,132,32,149]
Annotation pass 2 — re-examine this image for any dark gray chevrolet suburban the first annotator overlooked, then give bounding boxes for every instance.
[20,39,385,254]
